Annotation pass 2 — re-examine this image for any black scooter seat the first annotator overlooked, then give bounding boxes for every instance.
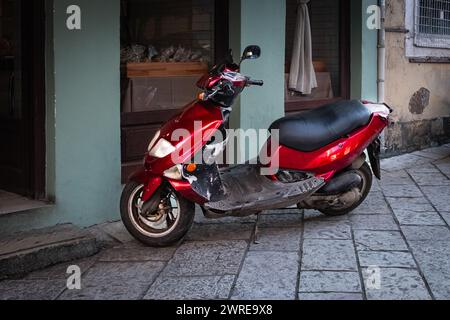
[270,100,372,152]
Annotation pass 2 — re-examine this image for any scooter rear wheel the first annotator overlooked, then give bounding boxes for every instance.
[318,162,373,216]
[120,181,195,247]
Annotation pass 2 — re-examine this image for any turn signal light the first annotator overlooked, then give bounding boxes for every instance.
[198,93,206,100]
[185,163,197,173]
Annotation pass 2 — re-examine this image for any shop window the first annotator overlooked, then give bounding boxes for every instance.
[285,0,350,112]
[120,0,228,180]
[121,0,215,115]
[405,0,450,61]
[414,0,450,49]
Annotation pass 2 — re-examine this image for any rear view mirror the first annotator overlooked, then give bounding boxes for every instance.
[241,45,261,63]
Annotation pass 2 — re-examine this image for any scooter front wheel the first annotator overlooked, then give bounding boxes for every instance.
[120,181,195,247]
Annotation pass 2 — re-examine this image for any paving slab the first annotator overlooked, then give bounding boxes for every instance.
[408,172,450,186]
[298,292,363,300]
[408,240,450,300]
[258,213,303,228]
[351,192,392,215]
[440,212,450,226]
[231,251,299,300]
[380,184,423,198]
[0,224,99,279]
[406,163,441,173]
[25,256,97,280]
[186,223,253,242]
[421,186,450,212]
[363,268,431,300]
[0,280,66,300]
[301,239,357,271]
[144,275,235,300]
[379,170,414,186]
[421,146,450,157]
[393,209,446,226]
[163,240,247,277]
[59,261,165,300]
[358,251,416,268]
[350,215,398,231]
[264,208,303,215]
[97,221,136,244]
[303,220,352,240]
[386,197,434,212]
[434,158,450,178]
[354,230,408,251]
[99,246,177,262]
[250,228,302,252]
[381,154,429,172]
[371,179,381,192]
[299,271,361,293]
[411,150,447,160]
[400,226,450,241]
[86,224,120,248]
[194,210,257,225]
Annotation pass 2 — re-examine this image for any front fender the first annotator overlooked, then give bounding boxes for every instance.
[128,168,163,202]
[128,168,208,204]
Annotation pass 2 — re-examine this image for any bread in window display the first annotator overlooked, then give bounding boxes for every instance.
[121,44,146,63]
[122,44,207,64]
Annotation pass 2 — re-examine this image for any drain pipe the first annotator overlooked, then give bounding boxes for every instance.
[377,0,387,154]
[377,0,386,103]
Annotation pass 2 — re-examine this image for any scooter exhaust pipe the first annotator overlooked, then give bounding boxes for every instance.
[319,171,362,195]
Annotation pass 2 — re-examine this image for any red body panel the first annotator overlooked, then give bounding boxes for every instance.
[144,100,224,175]
[269,114,388,181]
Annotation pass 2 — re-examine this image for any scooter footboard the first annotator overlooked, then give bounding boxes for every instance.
[205,165,325,214]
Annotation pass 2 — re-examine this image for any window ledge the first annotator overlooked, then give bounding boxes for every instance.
[409,57,450,64]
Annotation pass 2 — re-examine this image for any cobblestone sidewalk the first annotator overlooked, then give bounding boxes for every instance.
[1,145,450,300]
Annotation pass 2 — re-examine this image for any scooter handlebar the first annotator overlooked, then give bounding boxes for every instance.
[246,79,264,87]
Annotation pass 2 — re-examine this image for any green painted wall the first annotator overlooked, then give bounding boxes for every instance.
[229,0,286,161]
[351,0,378,101]
[0,0,122,234]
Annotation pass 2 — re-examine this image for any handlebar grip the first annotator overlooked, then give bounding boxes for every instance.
[247,79,264,86]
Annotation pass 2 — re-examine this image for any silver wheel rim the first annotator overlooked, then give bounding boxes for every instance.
[127,184,181,238]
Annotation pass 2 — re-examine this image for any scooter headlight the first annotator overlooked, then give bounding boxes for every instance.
[163,165,183,180]
[147,130,161,152]
[149,138,176,159]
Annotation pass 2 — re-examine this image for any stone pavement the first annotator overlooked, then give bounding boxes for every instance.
[1,145,450,300]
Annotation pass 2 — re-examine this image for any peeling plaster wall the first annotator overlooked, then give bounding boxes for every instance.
[384,0,450,154]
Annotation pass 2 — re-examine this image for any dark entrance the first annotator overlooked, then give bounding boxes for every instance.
[0,0,46,200]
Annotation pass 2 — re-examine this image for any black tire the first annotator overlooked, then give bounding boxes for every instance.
[120,181,195,247]
[319,162,373,216]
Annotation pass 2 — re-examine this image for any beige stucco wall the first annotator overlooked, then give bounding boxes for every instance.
[385,0,450,123]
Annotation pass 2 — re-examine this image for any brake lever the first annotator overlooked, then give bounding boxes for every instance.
[205,88,220,100]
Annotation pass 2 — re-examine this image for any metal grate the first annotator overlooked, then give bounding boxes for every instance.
[415,0,450,48]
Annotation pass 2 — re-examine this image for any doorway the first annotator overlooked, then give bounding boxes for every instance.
[0,0,46,202]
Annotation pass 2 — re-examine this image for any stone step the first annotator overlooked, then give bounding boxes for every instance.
[0,224,99,280]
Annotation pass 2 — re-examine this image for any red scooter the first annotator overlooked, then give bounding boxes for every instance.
[120,46,391,247]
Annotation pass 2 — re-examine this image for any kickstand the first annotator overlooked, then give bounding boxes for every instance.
[253,213,261,244]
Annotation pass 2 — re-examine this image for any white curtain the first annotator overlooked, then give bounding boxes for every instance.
[289,0,317,95]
